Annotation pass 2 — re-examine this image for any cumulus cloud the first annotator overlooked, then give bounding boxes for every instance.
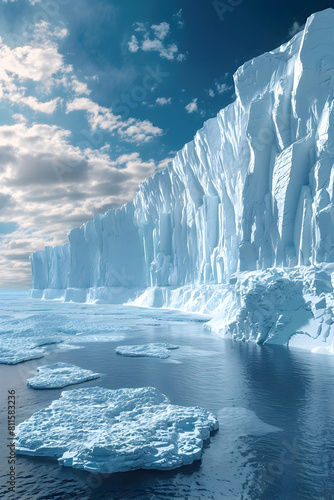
[0,23,89,114]
[128,35,139,53]
[0,121,172,287]
[66,97,163,143]
[155,97,172,106]
[0,19,167,287]
[128,15,186,61]
[215,82,232,94]
[70,78,91,96]
[20,96,60,114]
[185,98,198,113]
[152,22,170,40]
[0,38,64,82]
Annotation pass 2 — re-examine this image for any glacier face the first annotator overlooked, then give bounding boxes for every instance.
[30,10,334,350]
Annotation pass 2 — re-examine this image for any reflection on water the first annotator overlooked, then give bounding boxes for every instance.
[0,293,333,499]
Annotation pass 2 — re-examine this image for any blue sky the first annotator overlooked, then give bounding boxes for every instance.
[0,0,333,288]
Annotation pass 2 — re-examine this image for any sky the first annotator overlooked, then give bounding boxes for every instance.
[0,0,333,288]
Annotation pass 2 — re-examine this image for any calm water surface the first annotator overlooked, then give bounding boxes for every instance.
[0,292,334,500]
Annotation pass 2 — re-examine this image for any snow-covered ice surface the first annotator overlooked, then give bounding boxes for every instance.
[16,386,219,473]
[29,9,334,354]
[116,343,179,358]
[0,340,44,364]
[0,336,61,364]
[27,362,100,389]
[0,307,65,363]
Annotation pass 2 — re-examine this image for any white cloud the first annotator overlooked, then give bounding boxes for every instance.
[208,89,215,98]
[141,38,178,61]
[12,113,27,124]
[128,35,139,53]
[174,9,184,29]
[289,21,304,37]
[185,98,198,113]
[215,82,232,94]
[0,19,167,286]
[176,53,186,62]
[0,24,84,114]
[134,22,147,32]
[0,39,65,82]
[120,119,163,143]
[66,97,163,143]
[71,78,91,96]
[152,22,170,40]
[0,121,172,287]
[128,16,186,61]
[20,96,60,114]
[156,97,172,106]
[143,96,172,108]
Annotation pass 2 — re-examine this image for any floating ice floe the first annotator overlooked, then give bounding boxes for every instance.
[0,344,44,364]
[16,386,218,473]
[55,343,83,351]
[116,343,179,359]
[27,362,100,389]
[0,336,61,364]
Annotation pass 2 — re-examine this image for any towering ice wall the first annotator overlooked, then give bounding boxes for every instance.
[31,10,334,294]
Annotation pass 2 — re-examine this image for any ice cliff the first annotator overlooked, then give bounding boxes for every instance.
[30,9,334,352]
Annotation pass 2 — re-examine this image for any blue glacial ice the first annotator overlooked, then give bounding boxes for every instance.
[116,343,179,358]
[27,362,100,389]
[16,387,219,473]
[29,9,334,353]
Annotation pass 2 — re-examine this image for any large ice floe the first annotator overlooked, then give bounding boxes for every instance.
[116,343,179,358]
[16,387,219,473]
[27,363,100,389]
[29,9,334,353]
[0,340,44,364]
[0,336,60,364]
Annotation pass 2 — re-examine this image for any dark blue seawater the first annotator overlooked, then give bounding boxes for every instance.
[0,292,334,499]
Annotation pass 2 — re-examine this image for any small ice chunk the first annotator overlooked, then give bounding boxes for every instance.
[311,342,334,355]
[116,343,179,359]
[56,344,83,351]
[66,334,125,343]
[16,386,218,473]
[27,363,100,389]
